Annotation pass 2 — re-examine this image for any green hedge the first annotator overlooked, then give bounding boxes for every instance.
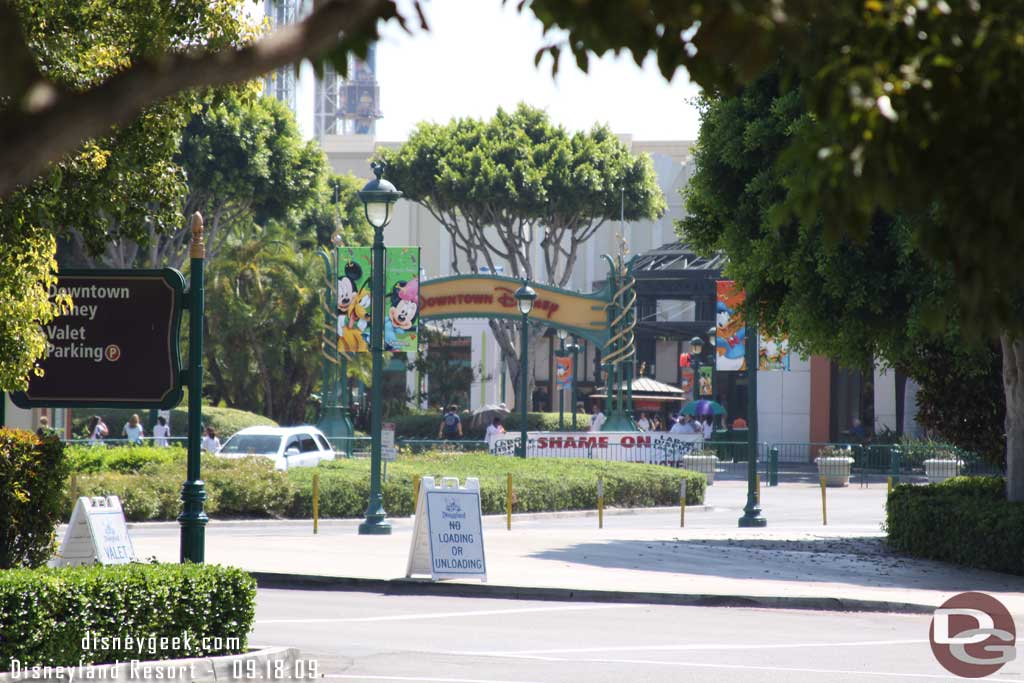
[0,430,69,568]
[886,476,1024,575]
[69,455,293,521]
[393,412,589,439]
[66,448,704,521]
[67,445,185,473]
[290,453,705,517]
[0,563,255,667]
[71,406,276,440]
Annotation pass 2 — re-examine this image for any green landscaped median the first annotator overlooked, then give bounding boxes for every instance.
[290,453,706,518]
[66,448,705,521]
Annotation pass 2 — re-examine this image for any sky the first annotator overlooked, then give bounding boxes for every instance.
[374,1,702,142]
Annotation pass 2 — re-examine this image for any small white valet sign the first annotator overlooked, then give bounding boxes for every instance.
[50,496,136,567]
[406,477,486,581]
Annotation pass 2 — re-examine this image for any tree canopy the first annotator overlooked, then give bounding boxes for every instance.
[681,69,1004,462]
[379,103,665,396]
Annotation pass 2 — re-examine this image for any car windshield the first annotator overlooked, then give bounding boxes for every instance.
[219,434,283,455]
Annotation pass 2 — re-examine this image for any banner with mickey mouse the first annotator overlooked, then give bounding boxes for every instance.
[336,246,420,354]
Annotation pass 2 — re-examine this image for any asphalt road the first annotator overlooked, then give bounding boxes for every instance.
[249,589,1024,683]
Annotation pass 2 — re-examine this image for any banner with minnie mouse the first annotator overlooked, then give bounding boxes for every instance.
[336,246,420,354]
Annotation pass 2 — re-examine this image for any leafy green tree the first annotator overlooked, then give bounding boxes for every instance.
[682,69,1005,462]
[1,0,253,390]
[380,103,665,398]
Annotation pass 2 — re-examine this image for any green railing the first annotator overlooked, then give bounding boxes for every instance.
[398,438,490,454]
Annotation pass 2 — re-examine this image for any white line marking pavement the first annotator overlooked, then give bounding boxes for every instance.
[454,638,928,656]
[255,603,635,625]
[326,676,545,683]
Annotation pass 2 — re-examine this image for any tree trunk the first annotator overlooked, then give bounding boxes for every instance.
[1001,334,1024,501]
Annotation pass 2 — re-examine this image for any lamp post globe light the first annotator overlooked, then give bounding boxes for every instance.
[556,327,569,430]
[357,161,402,535]
[514,282,537,458]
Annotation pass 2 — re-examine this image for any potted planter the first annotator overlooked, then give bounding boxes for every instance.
[923,458,961,483]
[680,451,719,485]
[815,447,854,487]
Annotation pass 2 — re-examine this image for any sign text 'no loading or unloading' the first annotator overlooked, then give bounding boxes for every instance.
[12,270,186,409]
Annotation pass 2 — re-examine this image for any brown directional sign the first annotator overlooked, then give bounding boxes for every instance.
[11,269,186,409]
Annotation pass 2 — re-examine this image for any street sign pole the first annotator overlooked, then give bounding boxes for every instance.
[180,212,208,562]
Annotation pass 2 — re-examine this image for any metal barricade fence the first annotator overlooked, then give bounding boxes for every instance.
[325,435,372,458]
[63,437,189,448]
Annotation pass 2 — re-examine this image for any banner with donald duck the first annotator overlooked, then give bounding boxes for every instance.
[715,280,746,372]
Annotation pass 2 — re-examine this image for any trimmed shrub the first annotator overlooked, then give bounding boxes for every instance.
[0,429,69,568]
[885,476,1024,575]
[72,406,275,440]
[0,563,255,667]
[66,444,184,473]
[69,453,295,521]
[393,411,589,439]
[290,453,705,518]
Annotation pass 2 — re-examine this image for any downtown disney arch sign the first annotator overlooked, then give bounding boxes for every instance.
[416,252,639,431]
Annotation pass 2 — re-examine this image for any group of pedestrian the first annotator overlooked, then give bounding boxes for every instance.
[85,413,172,447]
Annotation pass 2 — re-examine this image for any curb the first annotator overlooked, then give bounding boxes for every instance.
[0,647,299,682]
[124,505,715,530]
[250,571,936,615]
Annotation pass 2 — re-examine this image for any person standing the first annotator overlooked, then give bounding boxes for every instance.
[122,414,144,445]
[702,416,713,439]
[152,416,171,447]
[201,427,220,453]
[636,412,651,432]
[88,416,109,445]
[589,404,606,432]
[438,404,463,440]
[485,416,506,450]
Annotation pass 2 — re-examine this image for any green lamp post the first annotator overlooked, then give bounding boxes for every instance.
[738,316,767,527]
[556,328,568,430]
[566,338,581,430]
[515,282,536,458]
[689,335,704,402]
[357,161,402,535]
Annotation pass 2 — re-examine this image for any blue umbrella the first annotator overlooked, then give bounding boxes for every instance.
[681,400,726,416]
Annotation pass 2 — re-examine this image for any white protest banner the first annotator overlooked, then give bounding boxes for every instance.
[490,431,703,464]
[406,476,486,581]
[51,496,136,567]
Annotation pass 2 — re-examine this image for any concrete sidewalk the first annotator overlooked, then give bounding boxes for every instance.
[127,481,1024,615]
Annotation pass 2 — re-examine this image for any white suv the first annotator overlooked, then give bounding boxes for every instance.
[216,425,336,470]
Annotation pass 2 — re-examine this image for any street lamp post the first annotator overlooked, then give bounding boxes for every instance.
[689,335,704,402]
[357,161,402,536]
[566,338,581,430]
[556,328,568,430]
[515,282,537,458]
[738,316,767,527]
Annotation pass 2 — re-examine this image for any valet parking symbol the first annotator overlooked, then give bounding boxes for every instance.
[104,344,121,362]
[930,591,1016,678]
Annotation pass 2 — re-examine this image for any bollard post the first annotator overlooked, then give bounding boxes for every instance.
[820,476,827,526]
[413,475,421,514]
[506,473,513,531]
[597,476,604,529]
[769,447,779,487]
[756,473,761,504]
[312,472,320,535]
[679,479,686,528]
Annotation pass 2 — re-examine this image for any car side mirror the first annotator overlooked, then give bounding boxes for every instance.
[285,447,300,457]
